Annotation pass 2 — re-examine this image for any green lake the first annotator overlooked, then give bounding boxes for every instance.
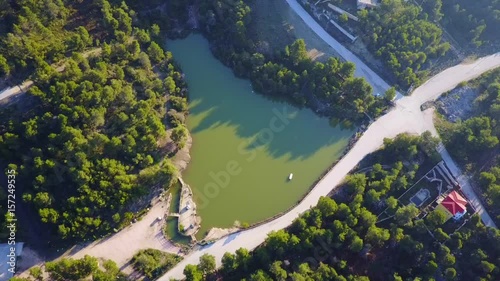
[168,34,354,238]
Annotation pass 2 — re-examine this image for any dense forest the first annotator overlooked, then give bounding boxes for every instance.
[10,255,128,281]
[0,0,189,240]
[132,249,183,279]
[437,0,500,49]
[438,69,500,226]
[358,0,450,89]
[181,133,500,281]
[157,0,392,123]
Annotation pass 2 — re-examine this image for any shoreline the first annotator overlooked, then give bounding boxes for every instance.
[198,126,364,242]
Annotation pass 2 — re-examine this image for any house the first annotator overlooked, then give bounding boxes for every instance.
[357,0,378,9]
[436,191,468,220]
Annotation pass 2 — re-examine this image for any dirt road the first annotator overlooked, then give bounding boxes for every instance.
[158,52,500,280]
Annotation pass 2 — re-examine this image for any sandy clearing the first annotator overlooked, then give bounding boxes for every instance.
[68,198,181,266]
[0,48,101,105]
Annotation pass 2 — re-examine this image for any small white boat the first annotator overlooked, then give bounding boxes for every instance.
[288,173,293,180]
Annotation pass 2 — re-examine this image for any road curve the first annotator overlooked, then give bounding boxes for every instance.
[285,0,393,96]
[0,81,33,103]
[159,52,500,280]
[0,48,101,104]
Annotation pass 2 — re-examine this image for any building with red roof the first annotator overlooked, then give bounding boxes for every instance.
[436,190,468,220]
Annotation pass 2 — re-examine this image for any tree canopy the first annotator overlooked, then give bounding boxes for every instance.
[155,0,391,123]
[0,0,189,241]
[437,0,500,48]
[358,0,450,89]
[182,132,500,281]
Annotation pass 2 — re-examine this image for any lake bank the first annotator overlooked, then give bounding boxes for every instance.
[168,34,355,238]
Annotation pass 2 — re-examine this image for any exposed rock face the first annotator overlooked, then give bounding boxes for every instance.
[435,86,479,123]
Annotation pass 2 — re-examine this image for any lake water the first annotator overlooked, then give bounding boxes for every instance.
[168,34,354,238]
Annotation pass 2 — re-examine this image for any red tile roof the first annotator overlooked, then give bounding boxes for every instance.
[441,191,467,215]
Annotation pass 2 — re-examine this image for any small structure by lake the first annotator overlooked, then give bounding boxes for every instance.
[168,34,354,239]
[436,190,468,221]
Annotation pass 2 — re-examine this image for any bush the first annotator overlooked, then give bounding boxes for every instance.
[132,249,183,279]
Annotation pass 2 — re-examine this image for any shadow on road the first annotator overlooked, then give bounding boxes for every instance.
[223,232,241,246]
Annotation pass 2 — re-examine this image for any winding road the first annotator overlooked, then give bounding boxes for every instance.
[159,51,500,279]
[0,48,101,105]
[11,1,499,278]
[156,1,500,279]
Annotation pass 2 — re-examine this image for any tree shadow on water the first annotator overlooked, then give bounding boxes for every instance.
[172,34,354,161]
[186,76,353,161]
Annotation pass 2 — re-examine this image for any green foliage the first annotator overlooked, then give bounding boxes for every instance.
[395,204,419,226]
[45,255,98,281]
[0,54,9,77]
[421,0,443,21]
[358,0,450,88]
[349,236,364,252]
[29,266,43,281]
[480,167,500,212]
[43,256,125,281]
[184,264,203,281]
[171,125,189,149]
[147,42,165,63]
[426,209,448,228]
[0,1,189,241]
[198,253,216,276]
[132,249,183,279]
[438,0,500,48]
[381,132,439,162]
[365,225,390,247]
[183,255,218,281]
[445,117,498,160]
[0,0,137,79]
[176,0,388,123]
[0,187,9,240]
[269,261,287,281]
[339,13,349,23]
[384,87,397,102]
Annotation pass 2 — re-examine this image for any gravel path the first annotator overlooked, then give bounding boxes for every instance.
[70,199,181,265]
[8,6,500,278]
[0,48,101,104]
[0,81,33,104]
